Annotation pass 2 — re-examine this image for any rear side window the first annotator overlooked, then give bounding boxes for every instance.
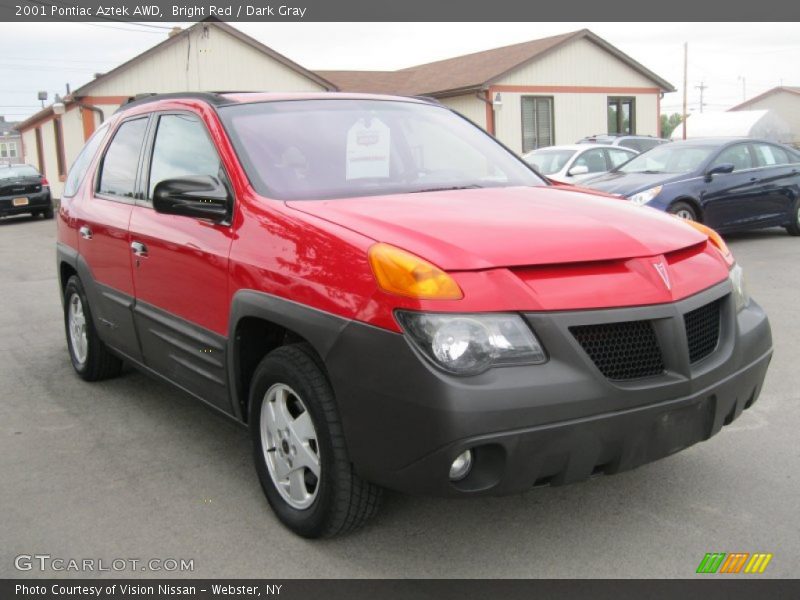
[147,114,222,199]
[63,123,108,198]
[98,118,148,198]
[753,143,789,167]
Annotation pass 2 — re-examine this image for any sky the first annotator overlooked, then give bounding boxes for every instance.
[0,21,798,124]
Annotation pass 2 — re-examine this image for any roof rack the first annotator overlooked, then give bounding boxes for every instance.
[115,91,237,113]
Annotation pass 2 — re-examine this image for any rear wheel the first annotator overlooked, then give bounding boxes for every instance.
[786,200,800,236]
[43,205,54,219]
[63,276,123,381]
[668,201,698,221]
[249,344,382,538]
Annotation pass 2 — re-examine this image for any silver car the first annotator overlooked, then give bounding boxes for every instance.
[523,144,637,184]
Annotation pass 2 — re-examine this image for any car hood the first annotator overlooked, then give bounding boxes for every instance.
[583,171,686,196]
[286,186,707,271]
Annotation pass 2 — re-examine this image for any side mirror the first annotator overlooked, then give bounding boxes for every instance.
[153,176,231,222]
[705,163,734,182]
[568,165,590,176]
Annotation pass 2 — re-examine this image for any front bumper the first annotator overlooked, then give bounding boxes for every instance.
[324,280,772,497]
[0,190,51,217]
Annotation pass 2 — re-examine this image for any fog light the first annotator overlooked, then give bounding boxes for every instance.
[449,450,473,481]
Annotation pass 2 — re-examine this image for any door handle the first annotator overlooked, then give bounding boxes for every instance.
[79,225,92,240]
[130,241,148,257]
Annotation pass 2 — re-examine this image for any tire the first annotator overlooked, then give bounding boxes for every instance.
[43,204,54,219]
[63,276,123,381]
[786,199,800,236]
[249,344,382,538]
[668,200,698,221]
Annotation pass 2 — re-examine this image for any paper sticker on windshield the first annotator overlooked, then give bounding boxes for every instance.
[346,118,391,180]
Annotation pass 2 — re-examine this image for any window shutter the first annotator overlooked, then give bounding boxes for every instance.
[522,97,553,153]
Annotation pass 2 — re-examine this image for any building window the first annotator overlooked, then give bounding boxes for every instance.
[521,96,554,153]
[0,142,7,158]
[53,118,67,177]
[35,127,45,172]
[0,141,16,158]
[608,97,635,134]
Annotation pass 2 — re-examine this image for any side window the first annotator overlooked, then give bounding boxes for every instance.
[98,118,149,198]
[712,144,753,172]
[574,148,608,173]
[63,123,109,198]
[606,148,636,169]
[148,114,222,199]
[753,143,789,167]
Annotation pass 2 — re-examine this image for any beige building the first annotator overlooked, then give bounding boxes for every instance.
[16,20,334,198]
[18,23,674,198]
[729,86,800,147]
[320,29,675,155]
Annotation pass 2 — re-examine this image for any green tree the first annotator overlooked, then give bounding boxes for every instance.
[660,113,684,139]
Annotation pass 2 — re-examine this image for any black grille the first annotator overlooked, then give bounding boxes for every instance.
[684,300,721,364]
[570,320,665,380]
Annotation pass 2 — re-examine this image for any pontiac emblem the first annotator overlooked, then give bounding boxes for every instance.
[653,261,671,290]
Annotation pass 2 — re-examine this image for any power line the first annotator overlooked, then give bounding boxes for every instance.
[79,22,166,35]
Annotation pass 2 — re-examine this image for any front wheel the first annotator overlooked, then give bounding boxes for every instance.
[668,201,698,221]
[786,200,800,236]
[249,344,382,538]
[63,276,123,381]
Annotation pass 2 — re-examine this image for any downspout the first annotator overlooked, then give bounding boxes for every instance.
[475,88,495,136]
[77,102,104,124]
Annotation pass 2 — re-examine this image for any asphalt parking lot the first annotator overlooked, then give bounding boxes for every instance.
[1,214,798,579]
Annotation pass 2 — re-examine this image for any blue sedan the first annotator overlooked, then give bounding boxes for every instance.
[584,138,800,235]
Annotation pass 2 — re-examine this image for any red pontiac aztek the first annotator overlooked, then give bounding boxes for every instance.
[57,92,772,538]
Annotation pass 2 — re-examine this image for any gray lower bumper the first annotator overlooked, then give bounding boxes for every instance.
[323,280,772,496]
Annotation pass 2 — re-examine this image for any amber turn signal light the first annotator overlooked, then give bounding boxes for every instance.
[682,220,733,264]
[368,243,463,300]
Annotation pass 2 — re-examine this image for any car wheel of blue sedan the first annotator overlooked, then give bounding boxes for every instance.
[668,201,698,222]
[787,201,800,236]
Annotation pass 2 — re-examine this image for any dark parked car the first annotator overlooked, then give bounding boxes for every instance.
[577,134,668,153]
[0,164,52,219]
[584,138,800,235]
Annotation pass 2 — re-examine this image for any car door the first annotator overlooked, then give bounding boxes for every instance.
[75,115,150,362]
[700,142,767,231]
[128,111,235,411]
[749,142,798,226]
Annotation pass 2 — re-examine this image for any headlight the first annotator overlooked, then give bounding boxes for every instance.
[395,312,547,376]
[729,263,749,312]
[628,185,663,206]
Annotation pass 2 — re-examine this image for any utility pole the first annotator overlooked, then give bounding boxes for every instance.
[682,42,688,140]
[695,81,708,113]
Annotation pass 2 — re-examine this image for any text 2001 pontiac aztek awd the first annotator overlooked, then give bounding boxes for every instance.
[57,92,772,537]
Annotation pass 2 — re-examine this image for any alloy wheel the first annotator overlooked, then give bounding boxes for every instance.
[67,293,88,365]
[260,383,321,510]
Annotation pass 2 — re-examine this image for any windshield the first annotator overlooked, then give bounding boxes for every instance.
[0,165,39,180]
[524,149,575,175]
[219,99,545,200]
[618,144,715,175]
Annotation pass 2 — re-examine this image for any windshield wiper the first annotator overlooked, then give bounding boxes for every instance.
[409,184,484,193]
